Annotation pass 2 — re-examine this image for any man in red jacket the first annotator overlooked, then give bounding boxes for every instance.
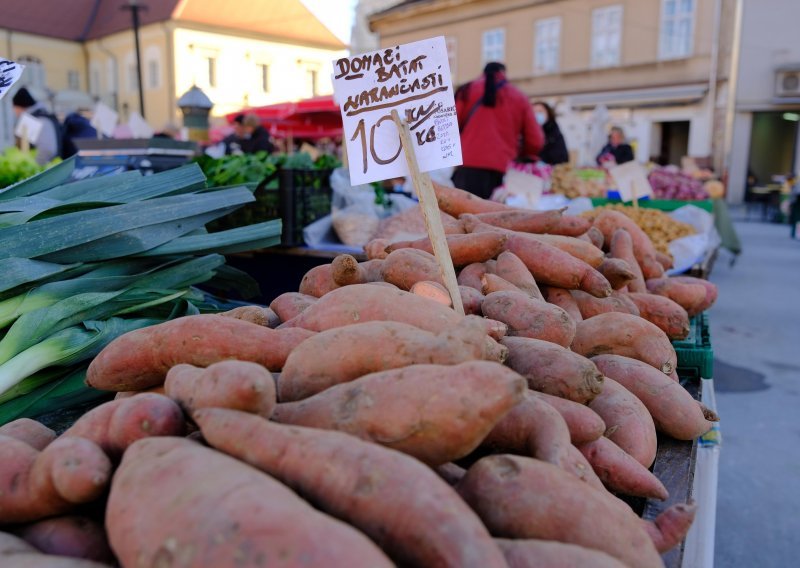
[452,62,544,199]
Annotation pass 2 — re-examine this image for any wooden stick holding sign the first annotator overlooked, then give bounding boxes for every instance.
[391,109,465,316]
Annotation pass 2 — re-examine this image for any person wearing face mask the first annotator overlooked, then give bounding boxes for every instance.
[532,101,569,165]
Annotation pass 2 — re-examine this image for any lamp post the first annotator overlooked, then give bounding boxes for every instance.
[122,0,147,119]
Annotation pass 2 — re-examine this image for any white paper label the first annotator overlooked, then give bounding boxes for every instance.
[503,167,544,209]
[332,37,462,185]
[91,102,119,138]
[610,161,653,202]
[128,111,154,139]
[0,58,24,101]
[14,113,43,144]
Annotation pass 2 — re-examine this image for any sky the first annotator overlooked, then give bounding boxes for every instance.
[301,0,358,45]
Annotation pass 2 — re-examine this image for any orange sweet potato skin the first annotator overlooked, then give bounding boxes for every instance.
[0,531,110,567]
[548,214,593,237]
[0,419,55,451]
[671,276,717,312]
[481,273,523,295]
[86,314,314,391]
[588,377,658,468]
[62,393,185,458]
[608,228,647,292]
[458,262,490,291]
[577,436,668,500]
[532,392,605,444]
[273,361,525,465]
[642,502,698,553]
[460,285,485,315]
[526,234,604,268]
[646,277,708,316]
[106,437,392,568]
[482,291,576,348]
[501,336,604,404]
[298,263,338,297]
[164,360,276,417]
[598,258,637,290]
[495,538,628,568]
[218,305,279,328]
[595,211,664,279]
[495,251,543,300]
[278,320,499,402]
[571,290,640,319]
[385,232,508,266]
[269,292,318,322]
[381,248,445,290]
[457,455,665,568]
[363,238,390,259]
[433,181,510,216]
[14,515,114,563]
[195,409,508,568]
[542,286,583,322]
[469,208,563,233]
[592,354,716,440]
[626,292,690,340]
[571,311,677,375]
[0,436,111,524]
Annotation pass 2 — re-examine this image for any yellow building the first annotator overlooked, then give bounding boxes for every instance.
[1,0,346,144]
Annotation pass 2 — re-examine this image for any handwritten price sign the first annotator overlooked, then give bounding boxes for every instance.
[0,58,25,101]
[332,37,462,185]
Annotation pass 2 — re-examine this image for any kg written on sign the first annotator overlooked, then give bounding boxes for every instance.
[332,37,463,186]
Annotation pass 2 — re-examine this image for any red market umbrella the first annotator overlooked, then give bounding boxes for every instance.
[226,95,342,140]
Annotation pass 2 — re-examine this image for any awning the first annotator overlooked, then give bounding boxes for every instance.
[569,84,708,110]
[225,95,342,140]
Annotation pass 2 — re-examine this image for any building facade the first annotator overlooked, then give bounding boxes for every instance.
[370,0,800,203]
[1,0,346,147]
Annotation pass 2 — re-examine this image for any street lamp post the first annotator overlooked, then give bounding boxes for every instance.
[122,0,147,119]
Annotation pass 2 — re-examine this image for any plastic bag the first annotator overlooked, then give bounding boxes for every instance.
[666,205,721,275]
[329,168,382,246]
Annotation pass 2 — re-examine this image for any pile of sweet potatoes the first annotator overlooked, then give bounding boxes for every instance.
[0,183,721,567]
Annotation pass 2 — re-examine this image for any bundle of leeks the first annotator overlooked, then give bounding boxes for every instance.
[0,157,281,424]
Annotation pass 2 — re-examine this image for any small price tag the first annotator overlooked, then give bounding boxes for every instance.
[91,102,119,138]
[0,58,24,101]
[14,113,43,144]
[332,37,462,185]
[609,161,653,203]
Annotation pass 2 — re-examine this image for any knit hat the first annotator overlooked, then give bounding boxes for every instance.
[12,87,36,108]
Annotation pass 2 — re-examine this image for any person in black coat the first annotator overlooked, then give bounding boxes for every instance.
[240,113,275,154]
[532,101,569,165]
[596,126,635,166]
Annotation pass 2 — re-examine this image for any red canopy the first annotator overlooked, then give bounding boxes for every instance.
[226,95,342,140]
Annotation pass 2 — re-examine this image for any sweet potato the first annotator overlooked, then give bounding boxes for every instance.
[14,516,113,563]
[608,228,647,292]
[506,233,612,297]
[482,291,576,347]
[385,232,507,266]
[436,462,467,486]
[501,336,604,403]
[218,305,279,328]
[531,392,605,444]
[277,283,463,333]
[647,276,710,316]
[0,419,55,451]
[458,262,490,290]
[671,275,718,312]
[495,250,543,300]
[643,502,698,552]
[460,285,485,315]
[411,280,452,306]
[542,286,583,322]
[597,257,637,290]
[269,292,318,322]
[526,234,605,268]
[62,393,185,458]
[547,214,593,237]
[466,208,564,233]
[480,392,604,489]
[571,311,677,375]
[113,385,164,400]
[0,532,108,567]
[481,273,523,295]
[587,377,657,468]
[375,203,465,242]
[578,436,668,500]
[456,455,664,568]
[86,314,315,391]
[273,361,525,465]
[298,263,338,297]
[495,538,628,568]
[0,436,111,523]
[626,292,690,339]
[331,255,384,286]
[591,354,717,439]
[363,237,391,259]
[585,226,605,249]
[594,211,664,279]
[380,248,444,290]
[655,250,674,270]
[196,408,508,568]
[433,180,510,216]
[279,319,501,401]
[571,289,640,319]
[164,360,276,417]
[107,437,392,567]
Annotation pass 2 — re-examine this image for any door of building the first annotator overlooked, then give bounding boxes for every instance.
[747,111,798,188]
[656,121,690,166]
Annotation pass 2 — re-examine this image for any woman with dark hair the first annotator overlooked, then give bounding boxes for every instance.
[533,101,569,165]
[452,62,544,199]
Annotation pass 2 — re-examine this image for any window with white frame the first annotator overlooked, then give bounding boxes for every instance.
[591,5,623,68]
[660,0,695,59]
[257,63,269,93]
[534,17,561,75]
[67,70,80,90]
[147,60,160,89]
[482,28,505,65]
[127,63,139,92]
[206,56,217,88]
[445,36,458,81]
[308,68,318,97]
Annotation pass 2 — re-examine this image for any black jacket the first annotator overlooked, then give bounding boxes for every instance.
[241,126,275,154]
[538,120,569,165]
[596,142,634,166]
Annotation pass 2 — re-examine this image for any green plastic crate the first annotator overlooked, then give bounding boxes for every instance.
[673,313,713,379]
[590,197,713,213]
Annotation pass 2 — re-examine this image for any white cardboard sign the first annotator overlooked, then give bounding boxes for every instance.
[504,167,544,209]
[14,113,43,144]
[332,36,462,185]
[609,161,653,202]
[0,58,24,101]
[91,102,119,138]
[128,111,154,139]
